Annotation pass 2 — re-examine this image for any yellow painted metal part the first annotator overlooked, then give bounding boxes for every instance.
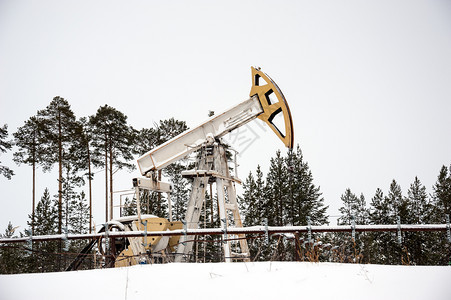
[115,247,135,268]
[249,67,294,148]
[133,217,169,247]
[114,217,183,267]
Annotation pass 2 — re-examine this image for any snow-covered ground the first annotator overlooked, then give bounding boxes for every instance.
[1,262,450,300]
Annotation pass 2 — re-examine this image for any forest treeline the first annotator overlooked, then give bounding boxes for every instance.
[238,149,451,265]
[0,96,450,273]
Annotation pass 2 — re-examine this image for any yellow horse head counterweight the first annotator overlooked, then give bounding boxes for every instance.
[249,66,294,149]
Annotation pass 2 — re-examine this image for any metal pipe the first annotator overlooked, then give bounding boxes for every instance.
[1,224,448,244]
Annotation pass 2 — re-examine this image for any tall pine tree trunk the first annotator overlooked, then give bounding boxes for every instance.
[32,156,35,235]
[109,139,113,220]
[57,110,63,269]
[31,130,37,236]
[87,144,92,233]
[105,132,108,222]
[58,111,63,235]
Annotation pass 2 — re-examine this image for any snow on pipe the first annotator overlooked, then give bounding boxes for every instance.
[0,224,449,244]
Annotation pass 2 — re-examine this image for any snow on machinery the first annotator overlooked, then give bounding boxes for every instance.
[68,67,294,269]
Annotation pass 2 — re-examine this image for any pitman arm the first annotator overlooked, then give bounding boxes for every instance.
[137,67,294,176]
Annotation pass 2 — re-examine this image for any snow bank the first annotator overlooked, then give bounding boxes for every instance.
[1,262,450,300]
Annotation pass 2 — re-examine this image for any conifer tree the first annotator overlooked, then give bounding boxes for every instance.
[289,146,328,226]
[71,117,95,232]
[405,177,430,224]
[27,188,59,272]
[262,150,291,260]
[69,191,90,234]
[155,118,188,145]
[142,190,168,218]
[383,180,405,264]
[432,165,451,219]
[239,171,261,260]
[337,189,370,263]
[403,176,432,265]
[368,185,399,264]
[369,188,390,224]
[66,191,90,254]
[122,196,138,216]
[60,164,82,234]
[265,150,288,227]
[0,124,14,179]
[368,188,389,264]
[253,165,266,223]
[241,146,327,261]
[431,165,451,265]
[135,127,158,156]
[0,222,23,274]
[37,96,78,237]
[89,105,136,222]
[338,189,368,225]
[240,165,272,261]
[13,116,49,234]
[386,179,406,223]
[240,172,256,225]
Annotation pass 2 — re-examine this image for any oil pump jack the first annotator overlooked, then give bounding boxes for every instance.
[133,66,293,263]
[67,67,293,270]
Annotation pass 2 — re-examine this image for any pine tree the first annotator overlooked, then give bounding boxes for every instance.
[155,118,188,145]
[240,165,273,261]
[37,96,78,237]
[0,222,23,274]
[369,188,390,224]
[265,150,288,227]
[336,189,370,263]
[338,189,355,226]
[386,179,406,223]
[368,188,390,264]
[241,146,328,261]
[405,177,430,224]
[403,176,432,265]
[289,146,328,227]
[383,180,405,264]
[61,164,82,233]
[69,191,90,234]
[240,172,257,226]
[71,117,95,232]
[239,171,262,260]
[13,116,49,235]
[135,127,158,155]
[432,165,451,219]
[431,165,451,265]
[66,190,90,256]
[259,151,289,259]
[140,190,168,218]
[0,124,14,179]
[338,189,368,225]
[89,105,136,222]
[122,196,137,216]
[254,165,266,224]
[369,180,410,264]
[27,188,59,272]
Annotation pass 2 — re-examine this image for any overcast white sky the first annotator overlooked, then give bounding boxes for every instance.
[1,0,450,231]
